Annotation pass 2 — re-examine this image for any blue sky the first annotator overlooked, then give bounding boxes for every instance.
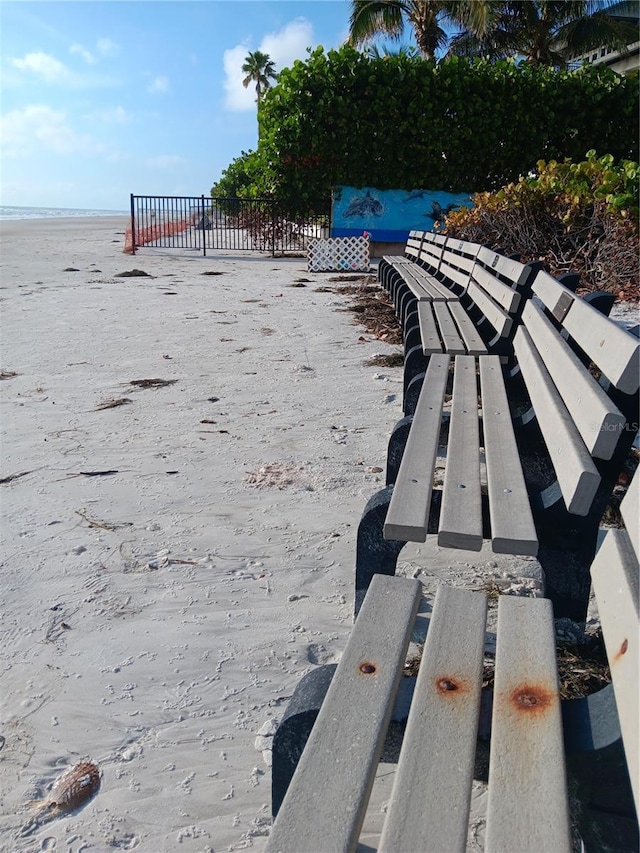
[0,1,355,210]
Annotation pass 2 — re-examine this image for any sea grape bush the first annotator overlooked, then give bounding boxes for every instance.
[443,152,640,296]
[212,46,638,205]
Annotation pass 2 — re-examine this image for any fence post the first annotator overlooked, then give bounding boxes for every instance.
[129,193,136,255]
[201,195,207,257]
[271,198,276,257]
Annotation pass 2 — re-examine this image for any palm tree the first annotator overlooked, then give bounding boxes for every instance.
[448,1,639,67]
[347,1,495,61]
[242,50,277,103]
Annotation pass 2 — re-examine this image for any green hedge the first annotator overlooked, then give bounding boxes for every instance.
[214,46,639,204]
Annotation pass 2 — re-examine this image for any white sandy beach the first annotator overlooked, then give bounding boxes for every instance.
[0,217,571,853]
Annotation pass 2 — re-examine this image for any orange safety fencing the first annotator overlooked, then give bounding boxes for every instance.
[123,216,196,254]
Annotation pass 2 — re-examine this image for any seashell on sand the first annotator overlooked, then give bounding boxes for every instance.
[47,761,101,811]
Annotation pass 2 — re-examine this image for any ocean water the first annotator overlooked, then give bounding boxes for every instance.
[0,205,129,221]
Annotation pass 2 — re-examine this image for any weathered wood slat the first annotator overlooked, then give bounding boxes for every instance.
[480,357,538,555]
[438,259,471,290]
[562,295,640,394]
[406,266,452,301]
[448,301,488,355]
[384,354,450,541]
[443,248,476,273]
[466,281,512,338]
[476,245,529,287]
[513,327,600,515]
[398,266,446,301]
[486,596,572,853]
[433,302,466,354]
[522,300,626,459]
[471,263,521,313]
[531,270,575,321]
[621,470,640,564]
[379,586,487,853]
[418,302,444,354]
[438,357,483,550]
[265,574,422,853]
[590,527,639,814]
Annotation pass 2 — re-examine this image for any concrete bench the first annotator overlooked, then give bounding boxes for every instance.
[356,271,639,620]
[268,575,572,853]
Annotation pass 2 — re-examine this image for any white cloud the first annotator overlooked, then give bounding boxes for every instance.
[96,38,118,58]
[223,18,314,112]
[69,38,118,65]
[0,104,100,156]
[70,43,97,64]
[146,154,185,168]
[11,51,72,82]
[148,75,170,94]
[85,105,131,124]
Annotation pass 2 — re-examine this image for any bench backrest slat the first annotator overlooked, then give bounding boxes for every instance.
[466,281,512,338]
[562,296,640,394]
[590,520,639,813]
[471,263,521,313]
[522,301,626,459]
[379,586,487,852]
[513,326,601,515]
[265,574,422,852]
[621,471,640,564]
[486,596,572,852]
[532,270,639,394]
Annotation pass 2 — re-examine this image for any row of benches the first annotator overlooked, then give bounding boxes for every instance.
[266,232,639,851]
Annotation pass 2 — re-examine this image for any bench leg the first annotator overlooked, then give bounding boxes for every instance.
[386,416,414,485]
[563,686,639,852]
[271,664,337,818]
[404,344,428,401]
[355,486,407,615]
[404,370,425,416]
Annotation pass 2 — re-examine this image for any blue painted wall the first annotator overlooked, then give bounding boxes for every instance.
[331,185,473,242]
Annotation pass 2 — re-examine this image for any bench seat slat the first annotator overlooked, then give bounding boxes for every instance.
[479,357,538,555]
[438,356,483,550]
[384,354,450,541]
[448,300,488,355]
[265,574,422,853]
[407,267,452,301]
[418,302,444,354]
[522,300,626,459]
[432,302,466,354]
[379,586,487,852]
[486,596,572,853]
[590,526,639,813]
[398,267,446,302]
[513,327,600,515]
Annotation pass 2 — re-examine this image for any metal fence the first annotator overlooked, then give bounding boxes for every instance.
[127,194,331,256]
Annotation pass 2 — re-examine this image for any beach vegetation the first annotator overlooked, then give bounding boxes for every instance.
[238,45,638,203]
[443,150,640,296]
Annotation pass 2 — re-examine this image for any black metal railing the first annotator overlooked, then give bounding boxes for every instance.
[127,195,331,256]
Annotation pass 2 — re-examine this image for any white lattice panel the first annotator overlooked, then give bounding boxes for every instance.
[308,235,370,272]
